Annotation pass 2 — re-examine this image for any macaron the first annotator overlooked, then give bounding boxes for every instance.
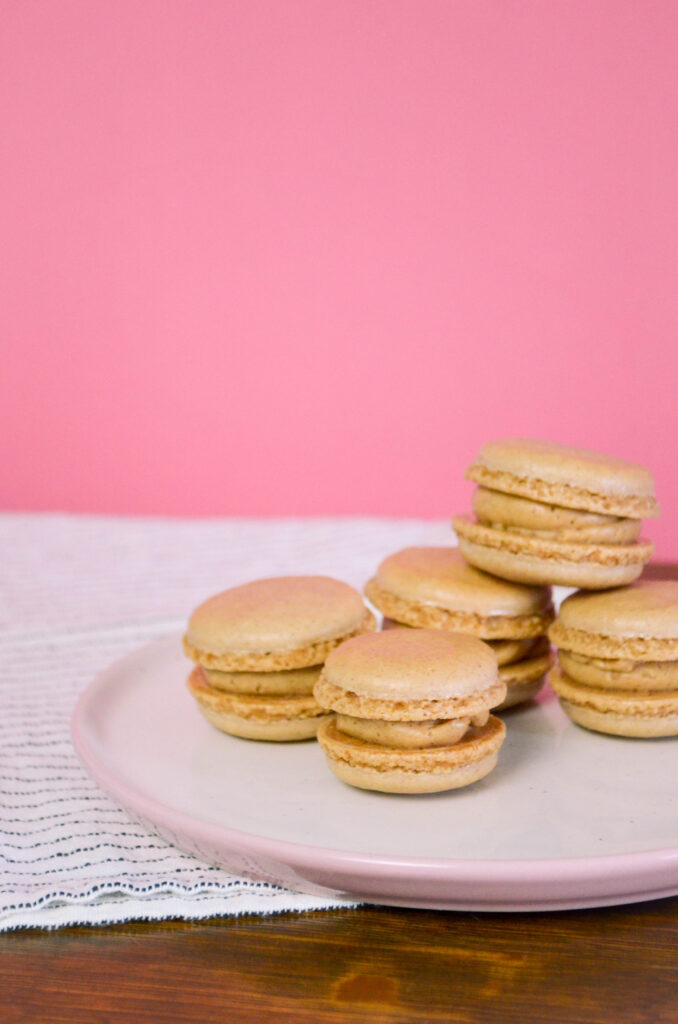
[186,666,327,741]
[365,546,553,708]
[497,636,553,709]
[314,629,507,793]
[184,576,377,741]
[548,581,678,737]
[453,438,657,589]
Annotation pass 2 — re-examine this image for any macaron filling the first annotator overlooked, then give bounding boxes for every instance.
[478,519,642,545]
[318,717,503,770]
[557,649,678,691]
[202,664,320,695]
[187,666,331,742]
[334,712,491,749]
[472,486,633,530]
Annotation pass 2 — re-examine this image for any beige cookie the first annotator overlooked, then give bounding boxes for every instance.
[380,618,539,666]
[549,582,678,661]
[455,439,657,589]
[317,716,505,794]
[184,576,376,671]
[453,516,651,589]
[549,583,678,738]
[202,664,321,695]
[465,438,659,519]
[365,546,552,637]
[188,667,330,741]
[549,667,678,738]
[558,650,678,691]
[314,629,506,793]
[472,488,642,544]
[497,639,553,709]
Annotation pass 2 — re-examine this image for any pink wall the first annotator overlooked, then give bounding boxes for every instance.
[2,1,678,556]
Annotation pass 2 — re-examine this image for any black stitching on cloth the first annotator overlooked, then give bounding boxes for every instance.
[4,841,182,864]
[0,829,157,847]
[8,855,207,877]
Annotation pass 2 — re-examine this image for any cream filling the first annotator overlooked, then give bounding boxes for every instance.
[335,711,489,749]
[480,520,641,545]
[203,665,319,695]
[558,649,678,690]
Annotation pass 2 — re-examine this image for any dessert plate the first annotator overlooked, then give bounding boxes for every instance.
[71,634,678,912]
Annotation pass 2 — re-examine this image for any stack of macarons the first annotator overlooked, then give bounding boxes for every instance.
[183,435,668,798]
[314,629,507,793]
[184,576,376,741]
[453,439,658,589]
[548,582,678,737]
[364,546,554,708]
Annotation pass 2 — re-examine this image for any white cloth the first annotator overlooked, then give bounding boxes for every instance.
[0,513,451,930]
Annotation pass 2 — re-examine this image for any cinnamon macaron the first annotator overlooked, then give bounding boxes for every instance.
[548,581,678,737]
[453,439,657,589]
[184,576,376,741]
[314,629,506,793]
[365,546,553,708]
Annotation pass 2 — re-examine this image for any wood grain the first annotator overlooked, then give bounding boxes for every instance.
[2,901,678,1024]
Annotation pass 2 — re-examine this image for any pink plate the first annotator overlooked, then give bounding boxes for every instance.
[72,634,678,911]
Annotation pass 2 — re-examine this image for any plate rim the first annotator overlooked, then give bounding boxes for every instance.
[71,633,678,908]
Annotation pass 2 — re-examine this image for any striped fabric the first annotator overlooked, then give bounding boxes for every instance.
[0,514,450,930]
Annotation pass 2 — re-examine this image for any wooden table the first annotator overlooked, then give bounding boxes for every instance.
[3,563,678,1024]
[2,899,678,1023]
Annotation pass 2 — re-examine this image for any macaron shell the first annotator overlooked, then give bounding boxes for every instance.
[371,546,551,616]
[186,576,372,656]
[203,664,321,695]
[557,702,678,739]
[496,677,546,710]
[322,752,502,794]
[322,628,499,701]
[494,519,642,545]
[495,641,553,709]
[557,650,678,691]
[184,608,377,672]
[456,535,647,590]
[366,576,552,638]
[197,706,330,741]
[498,644,553,686]
[453,517,652,567]
[549,621,678,661]
[484,637,543,664]
[550,668,678,738]
[317,716,505,793]
[187,667,329,741]
[551,581,678,660]
[465,438,658,518]
[554,582,678,641]
[379,619,539,665]
[313,676,507,722]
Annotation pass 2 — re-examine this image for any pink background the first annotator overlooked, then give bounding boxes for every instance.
[2,1,677,556]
